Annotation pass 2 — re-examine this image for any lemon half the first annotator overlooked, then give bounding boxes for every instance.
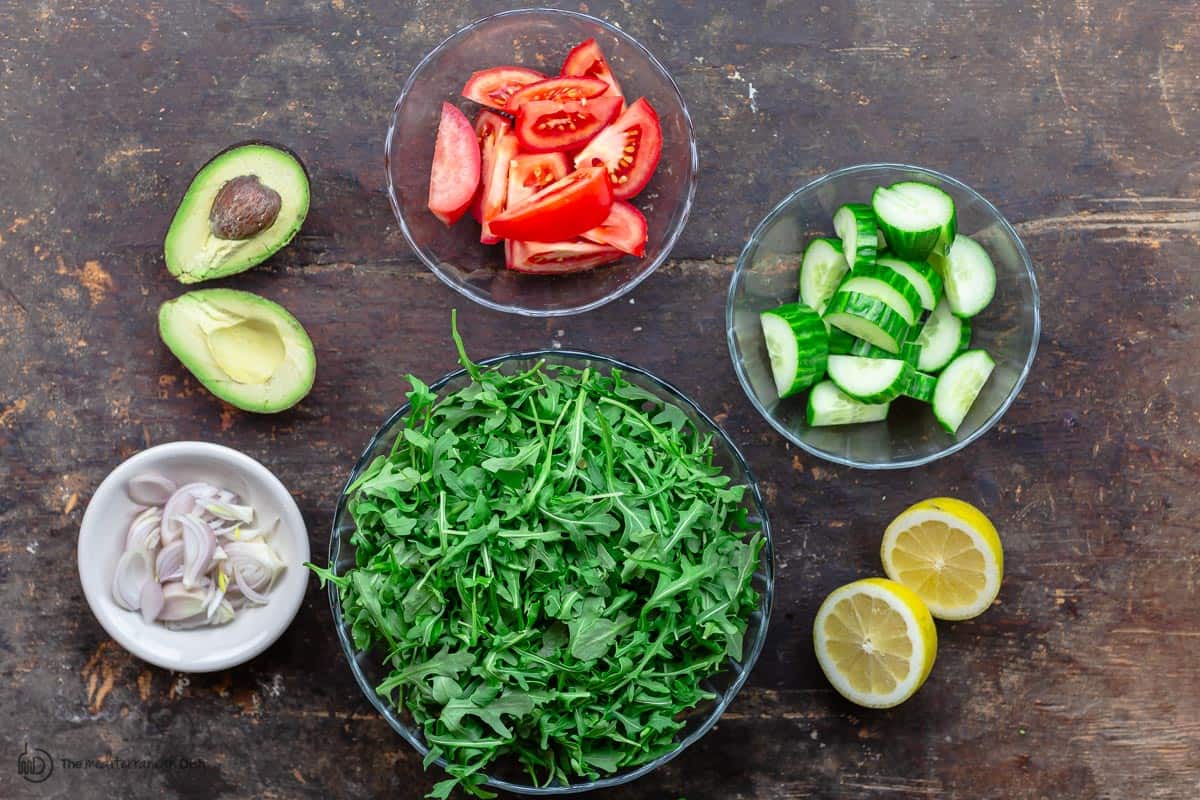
[881,497,1003,621]
[813,578,937,708]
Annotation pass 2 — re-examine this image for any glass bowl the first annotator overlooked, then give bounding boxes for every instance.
[385,9,698,317]
[727,163,1040,469]
[327,350,773,795]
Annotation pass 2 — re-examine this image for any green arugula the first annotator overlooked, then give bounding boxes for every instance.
[312,317,763,798]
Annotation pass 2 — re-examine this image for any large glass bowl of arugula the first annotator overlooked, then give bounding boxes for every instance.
[323,341,772,797]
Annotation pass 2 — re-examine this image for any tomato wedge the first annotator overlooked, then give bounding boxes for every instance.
[428,103,480,226]
[489,165,613,242]
[574,98,662,200]
[461,66,546,110]
[560,38,624,102]
[503,76,609,113]
[506,152,570,209]
[470,110,511,223]
[506,239,625,274]
[479,133,519,244]
[514,96,622,153]
[580,200,648,257]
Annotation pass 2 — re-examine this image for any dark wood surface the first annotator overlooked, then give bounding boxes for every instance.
[2,1,1198,798]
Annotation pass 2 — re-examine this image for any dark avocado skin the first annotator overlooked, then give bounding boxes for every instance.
[164,140,311,284]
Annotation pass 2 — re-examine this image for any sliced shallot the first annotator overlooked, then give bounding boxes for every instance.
[126,473,179,506]
[113,475,284,630]
[112,548,153,611]
[180,513,216,589]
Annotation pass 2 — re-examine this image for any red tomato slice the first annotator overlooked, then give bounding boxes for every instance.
[506,239,625,274]
[580,200,647,257]
[574,98,663,200]
[560,38,624,102]
[461,66,547,110]
[489,165,613,242]
[515,96,622,153]
[470,110,511,223]
[503,76,609,112]
[506,152,570,209]
[480,133,519,244]
[428,103,481,226]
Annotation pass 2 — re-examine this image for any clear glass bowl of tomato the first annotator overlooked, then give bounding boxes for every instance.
[386,8,698,317]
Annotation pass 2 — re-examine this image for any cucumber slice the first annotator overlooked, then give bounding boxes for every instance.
[799,238,849,315]
[872,181,957,260]
[876,255,944,311]
[902,370,937,403]
[833,203,878,270]
[834,264,922,326]
[827,326,857,355]
[806,380,890,426]
[826,355,912,404]
[759,302,829,398]
[932,349,995,434]
[823,292,911,355]
[900,340,923,369]
[837,337,922,369]
[929,235,996,318]
[915,301,970,373]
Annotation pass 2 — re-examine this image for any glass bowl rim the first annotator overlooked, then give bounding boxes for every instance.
[725,162,1042,470]
[327,348,775,794]
[384,7,700,318]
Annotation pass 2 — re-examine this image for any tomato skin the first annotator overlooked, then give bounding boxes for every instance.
[506,239,625,274]
[461,66,547,110]
[428,103,481,226]
[479,133,520,244]
[470,110,511,223]
[489,165,613,243]
[560,38,624,102]
[514,96,622,153]
[580,200,648,257]
[506,152,570,210]
[503,76,609,112]
[574,98,662,200]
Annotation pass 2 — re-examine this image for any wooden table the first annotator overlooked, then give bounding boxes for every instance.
[2,1,1197,798]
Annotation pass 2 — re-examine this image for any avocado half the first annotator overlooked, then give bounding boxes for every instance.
[164,142,310,284]
[159,288,315,413]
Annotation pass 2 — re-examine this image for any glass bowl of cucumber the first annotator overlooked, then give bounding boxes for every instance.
[726,163,1040,469]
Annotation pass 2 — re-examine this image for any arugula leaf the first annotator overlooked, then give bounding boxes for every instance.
[312,318,764,798]
[441,690,539,738]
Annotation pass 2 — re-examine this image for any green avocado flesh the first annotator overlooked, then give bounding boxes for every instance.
[158,288,315,413]
[164,143,309,283]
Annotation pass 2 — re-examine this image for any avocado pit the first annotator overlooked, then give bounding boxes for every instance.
[209,174,282,240]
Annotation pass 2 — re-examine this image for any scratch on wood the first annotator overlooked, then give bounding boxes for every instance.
[102,145,162,168]
[1156,51,1185,136]
[1015,210,1200,237]
[0,281,28,314]
[1051,65,1075,112]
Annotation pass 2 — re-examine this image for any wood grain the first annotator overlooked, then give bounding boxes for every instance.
[1,1,1198,798]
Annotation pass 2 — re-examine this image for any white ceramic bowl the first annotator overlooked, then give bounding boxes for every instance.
[78,441,309,672]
